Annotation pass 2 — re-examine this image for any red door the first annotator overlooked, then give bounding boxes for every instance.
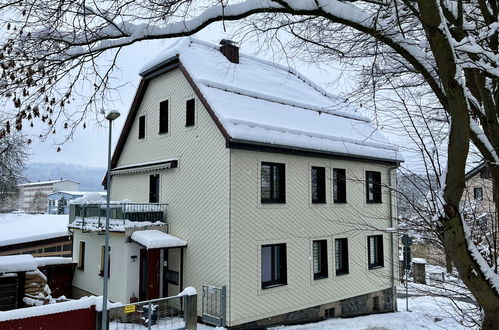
[139,249,160,301]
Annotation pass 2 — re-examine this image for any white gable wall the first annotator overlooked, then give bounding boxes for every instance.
[110,68,231,310]
[229,149,398,325]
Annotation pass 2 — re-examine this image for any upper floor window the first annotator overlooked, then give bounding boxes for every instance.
[474,187,483,200]
[261,243,287,289]
[366,171,382,203]
[186,99,195,127]
[313,240,328,280]
[311,166,326,204]
[138,115,145,139]
[333,168,347,203]
[335,238,349,275]
[261,162,285,203]
[368,235,384,269]
[149,174,160,203]
[159,100,169,134]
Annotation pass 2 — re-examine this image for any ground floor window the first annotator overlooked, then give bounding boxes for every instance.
[313,240,328,280]
[261,243,287,289]
[368,235,384,269]
[335,238,349,275]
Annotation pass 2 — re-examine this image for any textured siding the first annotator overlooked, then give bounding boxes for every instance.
[228,149,397,325]
[110,69,230,312]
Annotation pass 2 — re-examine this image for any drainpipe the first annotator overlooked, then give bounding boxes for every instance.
[388,166,398,312]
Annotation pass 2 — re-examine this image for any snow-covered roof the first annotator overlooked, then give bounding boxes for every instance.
[48,191,106,197]
[0,255,37,273]
[140,37,402,163]
[35,257,75,267]
[131,230,187,249]
[0,213,70,247]
[18,179,80,187]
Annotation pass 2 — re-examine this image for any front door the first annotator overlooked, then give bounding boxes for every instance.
[139,249,160,301]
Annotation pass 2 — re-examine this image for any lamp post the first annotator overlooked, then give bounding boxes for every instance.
[102,110,120,330]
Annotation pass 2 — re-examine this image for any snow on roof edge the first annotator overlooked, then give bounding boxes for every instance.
[18,179,80,187]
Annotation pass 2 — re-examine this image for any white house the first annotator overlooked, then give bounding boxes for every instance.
[70,38,402,328]
[18,180,80,213]
[47,191,106,214]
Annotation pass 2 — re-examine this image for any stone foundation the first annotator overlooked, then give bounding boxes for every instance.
[232,288,395,329]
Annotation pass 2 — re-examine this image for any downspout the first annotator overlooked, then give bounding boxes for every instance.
[388,165,398,312]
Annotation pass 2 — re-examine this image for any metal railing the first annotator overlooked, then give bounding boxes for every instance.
[68,203,167,231]
[108,295,187,330]
[201,285,226,327]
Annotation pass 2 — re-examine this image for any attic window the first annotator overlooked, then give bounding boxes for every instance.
[159,100,169,134]
[186,99,195,127]
[138,115,145,139]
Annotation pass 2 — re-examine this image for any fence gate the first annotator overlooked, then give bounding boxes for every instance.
[202,285,226,327]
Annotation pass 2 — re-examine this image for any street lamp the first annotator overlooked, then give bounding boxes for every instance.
[102,110,120,330]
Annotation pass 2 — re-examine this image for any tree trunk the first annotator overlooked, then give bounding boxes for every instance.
[445,254,453,274]
[483,308,499,330]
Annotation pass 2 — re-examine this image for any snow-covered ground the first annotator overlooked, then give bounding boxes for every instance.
[0,212,69,247]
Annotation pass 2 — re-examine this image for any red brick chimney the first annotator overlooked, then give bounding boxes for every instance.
[219,39,239,64]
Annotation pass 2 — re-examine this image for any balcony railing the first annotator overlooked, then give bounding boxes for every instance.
[68,203,167,232]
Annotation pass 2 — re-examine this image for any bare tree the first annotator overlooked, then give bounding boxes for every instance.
[0,0,497,327]
[29,190,47,214]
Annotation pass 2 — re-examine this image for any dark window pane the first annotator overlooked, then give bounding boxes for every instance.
[366,171,382,203]
[474,187,483,200]
[149,174,160,203]
[311,167,326,204]
[159,100,169,133]
[333,168,347,203]
[261,163,285,203]
[138,115,145,139]
[313,240,328,279]
[335,238,349,275]
[261,243,287,288]
[368,235,384,269]
[186,99,195,127]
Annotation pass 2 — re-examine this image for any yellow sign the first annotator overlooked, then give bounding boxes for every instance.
[124,305,136,313]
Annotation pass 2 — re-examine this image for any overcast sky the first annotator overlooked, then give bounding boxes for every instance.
[26,23,388,169]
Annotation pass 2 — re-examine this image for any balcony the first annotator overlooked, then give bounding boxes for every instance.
[68,203,167,232]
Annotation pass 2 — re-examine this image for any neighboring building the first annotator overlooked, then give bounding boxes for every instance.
[0,213,71,258]
[47,191,106,214]
[18,180,80,213]
[70,38,402,328]
[463,162,496,214]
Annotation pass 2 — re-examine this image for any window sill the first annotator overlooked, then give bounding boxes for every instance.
[335,271,349,276]
[366,201,382,204]
[261,200,286,204]
[368,265,384,270]
[262,283,287,290]
[313,275,328,281]
[311,201,327,205]
[333,201,347,204]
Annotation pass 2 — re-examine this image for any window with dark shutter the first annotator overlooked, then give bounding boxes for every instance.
[366,171,382,203]
[333,168,347,203]
[186,99,195,127]
[149,174,160,203]
[159,100,169,134]
[335,238,349,275]
[138,115,145,139]
[313,240,328,280]
[368,235,384,269]
[261,162,285,203]
[261,243,287,288]
[99,245,110,277]
[311,167,326,204]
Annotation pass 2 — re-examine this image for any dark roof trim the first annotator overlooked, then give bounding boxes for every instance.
[465,161,486,180]
[0,235,71,252]
[227,140,401,167]
[140,56,180,80]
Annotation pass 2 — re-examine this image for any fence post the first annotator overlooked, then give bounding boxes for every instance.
[184,294,198,330]
[220,286,226,327]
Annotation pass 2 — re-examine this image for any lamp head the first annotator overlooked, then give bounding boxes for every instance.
[105,110,121,121]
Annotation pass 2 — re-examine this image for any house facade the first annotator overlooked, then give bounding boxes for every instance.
[18,180,80,213]
[71,38,402,328]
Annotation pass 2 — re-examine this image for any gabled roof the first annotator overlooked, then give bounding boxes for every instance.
[465,161,487,180]
[110,37,402,171]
